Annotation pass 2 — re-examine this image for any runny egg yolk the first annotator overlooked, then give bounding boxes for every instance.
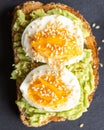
[30,23,83,61]
[28,75,71,108]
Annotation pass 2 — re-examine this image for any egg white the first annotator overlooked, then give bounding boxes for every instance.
[21,15,84,65]
[20,65,80,112]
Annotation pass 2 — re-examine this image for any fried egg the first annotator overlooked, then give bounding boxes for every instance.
[22,15,84,67]
[20,65,80,112]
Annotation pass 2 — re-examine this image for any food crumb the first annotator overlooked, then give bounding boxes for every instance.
[79,123,84,128]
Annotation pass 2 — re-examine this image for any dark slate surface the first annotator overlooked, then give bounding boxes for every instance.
[0,0,104,130]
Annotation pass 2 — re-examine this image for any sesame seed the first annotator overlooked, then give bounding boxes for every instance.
[32,87,38,91]
[54,83,57,87]
[51,46,54,51]
[62,96,65,99]
[51,92,55,97]
[58,86,62,90]
[12,64,15,66]
[102,39,104,43]
[65,49,68,53]
[53,95,58,100]
[39,100,42,103]
[98,46,101,51]
[41,31,45,36]
[46,43,49,48]
[58,47,62,51]
[93,65,96,69]
[25,53,29,57]
[79,123,84,128]
[92,23,96,28]
[50,81,53,84]
[47,89,51,93]
[55,50,58,55]
[38,45,41,49]
[40,90,43,94]
[42,84,45,87]
[95,25,100,29]
[44,77,47,81]
[49,44,52,48]
[50,53,54,57]
[32,1,35,3]
[99,63,103,68]
[36,59,39,62]
[60,51,63,55]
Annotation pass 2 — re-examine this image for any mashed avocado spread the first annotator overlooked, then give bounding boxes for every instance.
[11,8,94,126]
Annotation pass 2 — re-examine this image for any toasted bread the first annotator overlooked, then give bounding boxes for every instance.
[12,1,99,127]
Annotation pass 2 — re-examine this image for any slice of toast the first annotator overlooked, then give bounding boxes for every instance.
[12,1,99,127]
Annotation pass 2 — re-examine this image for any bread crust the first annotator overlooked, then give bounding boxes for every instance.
[12,1,99,127]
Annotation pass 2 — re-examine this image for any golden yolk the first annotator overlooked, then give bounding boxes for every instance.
[30,27,83,61]
[28,75,71,107]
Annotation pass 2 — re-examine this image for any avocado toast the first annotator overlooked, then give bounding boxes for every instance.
[11,1,99,127]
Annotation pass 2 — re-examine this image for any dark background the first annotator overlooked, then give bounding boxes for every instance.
[0,0,104,130]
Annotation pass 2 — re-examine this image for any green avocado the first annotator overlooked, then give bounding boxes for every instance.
[12,8,94,126]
